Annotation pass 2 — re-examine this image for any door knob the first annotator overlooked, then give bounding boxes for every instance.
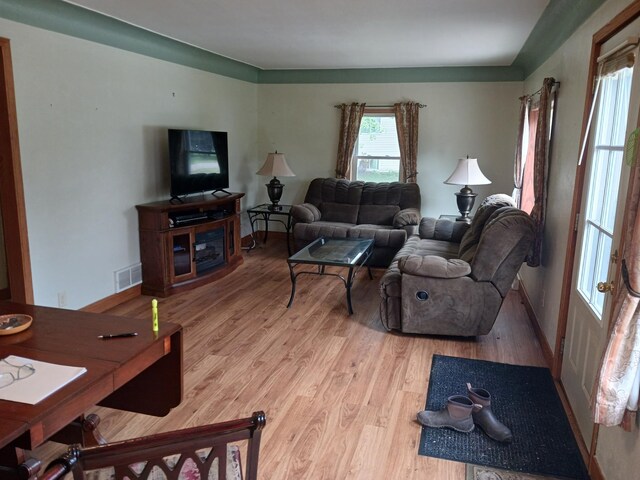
[597,281,615,293]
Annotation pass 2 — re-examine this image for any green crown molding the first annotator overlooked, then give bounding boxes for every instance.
[513,0,607,77]
[257,66,523,84]
[0,0,260,83]
[0,0,609,84]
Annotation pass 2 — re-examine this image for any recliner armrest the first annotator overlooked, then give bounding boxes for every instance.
[393,208,421,228]
[291,203,321,223]
[397,255,471,278]
[419,217,469,242]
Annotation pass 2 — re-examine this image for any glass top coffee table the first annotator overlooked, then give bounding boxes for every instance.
[286,237,374,315]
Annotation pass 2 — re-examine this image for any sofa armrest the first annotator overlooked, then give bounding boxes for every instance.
[397,255,471,278]
[291,203,321,223]
[393,208,421,228]
[419,217,470,242]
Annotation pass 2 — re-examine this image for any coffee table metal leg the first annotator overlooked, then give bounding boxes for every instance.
[345,266,355,315]
[287,263,297,308]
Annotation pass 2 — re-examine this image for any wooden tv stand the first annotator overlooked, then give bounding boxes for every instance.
[136,193,245,297]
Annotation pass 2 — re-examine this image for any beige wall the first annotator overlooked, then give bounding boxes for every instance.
[0,17,260,308]
[521,0,640,478]
[257,82,522,217]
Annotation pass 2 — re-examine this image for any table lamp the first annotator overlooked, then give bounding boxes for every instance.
[444,157,491,221]
[256,152,295,211]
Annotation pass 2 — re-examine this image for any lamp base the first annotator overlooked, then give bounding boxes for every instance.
[266,177,284,211]
[454,186,477,220]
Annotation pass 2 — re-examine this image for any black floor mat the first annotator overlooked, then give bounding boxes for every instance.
[418,355,588,480]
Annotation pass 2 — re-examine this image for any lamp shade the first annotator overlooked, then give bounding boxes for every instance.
[444,158,491,186]
[256,152,295,177]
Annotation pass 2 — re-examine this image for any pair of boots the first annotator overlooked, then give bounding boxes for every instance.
[417,383,513,443]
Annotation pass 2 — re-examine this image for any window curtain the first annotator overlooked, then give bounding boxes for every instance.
[513,96,529,207]
[593,153,640,430]
[527,77,557,267]
[335,103,366,179]
[394,102,420,183]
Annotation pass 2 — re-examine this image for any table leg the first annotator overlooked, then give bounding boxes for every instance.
[345,266,355,315]
[244,212,258,251]
[263,213,270,243]
[50,413,107,447]
[287,263,297,308]
[286,216,292,255]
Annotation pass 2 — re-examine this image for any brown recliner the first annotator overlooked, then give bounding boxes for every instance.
[379,194,535,336]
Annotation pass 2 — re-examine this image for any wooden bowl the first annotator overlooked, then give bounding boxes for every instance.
[0,314,33,336]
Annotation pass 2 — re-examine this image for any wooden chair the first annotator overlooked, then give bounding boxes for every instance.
[22,411,266,480]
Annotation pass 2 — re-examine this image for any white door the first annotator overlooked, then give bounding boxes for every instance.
[561,35,639,445]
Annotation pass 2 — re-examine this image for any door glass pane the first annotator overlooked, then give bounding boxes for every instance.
[602,150,624,232]
[578,223,599,299]
[577,66,633,321]
[586,149,608,223]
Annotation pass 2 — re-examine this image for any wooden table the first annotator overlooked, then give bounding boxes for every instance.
[0,301,183,475]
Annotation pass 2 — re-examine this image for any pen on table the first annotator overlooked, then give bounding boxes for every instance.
[97,332,138,340]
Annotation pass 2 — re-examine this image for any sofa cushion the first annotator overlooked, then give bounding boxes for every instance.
[320,202,359,224]
[348,225,406,248]
[291,203,321,223]
[360,181,421,210]
[304,178,364,206]
[357,204,400,225]
[393,208,421,228]
[293,221,352,242]
[419,217,470,242]
[379,235,460,298]
[398,255,471,278]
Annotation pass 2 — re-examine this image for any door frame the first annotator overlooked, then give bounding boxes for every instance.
[0,37,33,304]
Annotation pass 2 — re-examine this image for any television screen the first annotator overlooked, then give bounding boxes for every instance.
[168,129,229,198]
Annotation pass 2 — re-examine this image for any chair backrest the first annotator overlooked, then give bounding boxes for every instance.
[469,207,535,296]
[31,411,266,480]
[458,193,516,262]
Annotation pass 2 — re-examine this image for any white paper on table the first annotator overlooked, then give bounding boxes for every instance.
[0,355,87,405]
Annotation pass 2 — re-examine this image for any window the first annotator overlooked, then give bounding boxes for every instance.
[352,113,400,182]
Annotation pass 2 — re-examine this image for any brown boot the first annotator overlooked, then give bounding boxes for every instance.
[467,383,513,443]
[417,395,479,433]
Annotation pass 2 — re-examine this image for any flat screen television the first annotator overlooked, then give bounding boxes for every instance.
[168,129,230,199]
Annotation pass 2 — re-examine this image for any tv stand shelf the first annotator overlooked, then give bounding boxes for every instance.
[136,193,245,297]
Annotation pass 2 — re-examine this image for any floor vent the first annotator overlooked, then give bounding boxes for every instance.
[115,263,142,293]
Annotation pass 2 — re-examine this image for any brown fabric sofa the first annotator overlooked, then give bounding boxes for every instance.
[291,178,421,267]
[379,194,535,336]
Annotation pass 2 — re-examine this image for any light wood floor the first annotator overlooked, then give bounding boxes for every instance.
[34,240,547,479]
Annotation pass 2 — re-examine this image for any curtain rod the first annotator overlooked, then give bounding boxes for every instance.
[526,80,561,99]
[334,103,426,108]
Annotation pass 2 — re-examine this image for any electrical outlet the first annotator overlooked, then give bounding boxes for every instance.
[57,292,67,308]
